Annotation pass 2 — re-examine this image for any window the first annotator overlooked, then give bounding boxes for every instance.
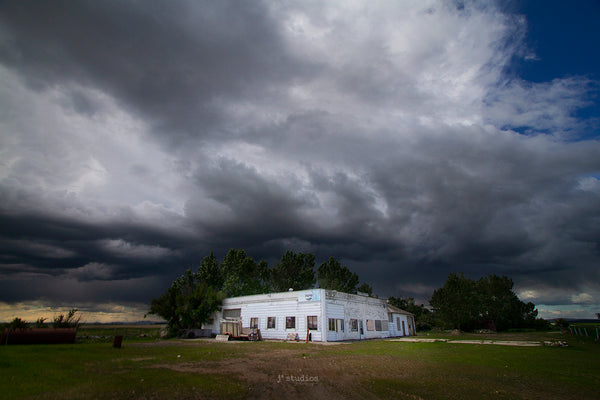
[328,318,336,331]
[397,317,401,330]
[388,313,393,322]
[223,308,241,319]
[366,319,375,331]
[268,317,276,329]
[286,316,296,329]
[382,320,389,331]
[350,319,358,332]
[338,319,344,332]
[375,320,382,331]
[250,317,258,329]
[307,316,318,330]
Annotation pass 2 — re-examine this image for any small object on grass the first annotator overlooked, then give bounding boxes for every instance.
[113,335,123,348]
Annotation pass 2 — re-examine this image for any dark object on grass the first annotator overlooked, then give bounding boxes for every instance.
[113,335,123,348]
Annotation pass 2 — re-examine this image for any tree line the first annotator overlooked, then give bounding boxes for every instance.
[149,249,549,336]
[148,249,373,335]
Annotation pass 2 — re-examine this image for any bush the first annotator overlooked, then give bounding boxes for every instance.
[8,317,30,330]
[52,309,81,329]
[34,317,48,328]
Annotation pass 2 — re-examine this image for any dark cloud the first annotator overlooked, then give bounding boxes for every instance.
[0,0,310,142]
[1,0,599,320]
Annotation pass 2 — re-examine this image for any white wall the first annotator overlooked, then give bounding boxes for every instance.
[388,314,411,337]
[206,289,414,341]
[215,289,324,341]
[324,291,390,341]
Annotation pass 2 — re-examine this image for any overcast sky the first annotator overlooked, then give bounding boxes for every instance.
[1,0,599,322]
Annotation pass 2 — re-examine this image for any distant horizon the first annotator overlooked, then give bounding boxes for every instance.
[2,0,599,323]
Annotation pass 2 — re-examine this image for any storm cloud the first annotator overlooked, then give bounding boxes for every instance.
[1,0,599,321]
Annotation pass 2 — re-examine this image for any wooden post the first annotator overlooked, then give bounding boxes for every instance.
[113,335,123,348]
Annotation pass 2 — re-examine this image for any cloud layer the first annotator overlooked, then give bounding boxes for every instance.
[1,0,599,321]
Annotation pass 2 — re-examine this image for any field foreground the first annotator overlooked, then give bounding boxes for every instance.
[1,329,598,400]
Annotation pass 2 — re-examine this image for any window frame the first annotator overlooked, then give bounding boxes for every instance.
[267,316,276,329]
[286,316,296,329]
[307,316,318,331]
[328,318,336,331]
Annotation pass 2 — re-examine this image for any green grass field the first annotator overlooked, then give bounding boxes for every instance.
[1,327,598,400]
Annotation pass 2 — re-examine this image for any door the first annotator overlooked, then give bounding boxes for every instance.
[359,320,365,339]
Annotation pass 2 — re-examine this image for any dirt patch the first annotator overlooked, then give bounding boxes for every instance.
[148,345,415,399]
[390,338,543,346]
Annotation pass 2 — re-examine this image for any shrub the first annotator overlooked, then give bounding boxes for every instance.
[34,317,48,328]
[52,309,82,329]
[8,317,30,330]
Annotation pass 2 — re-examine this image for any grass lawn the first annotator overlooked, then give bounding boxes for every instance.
[1,329,598,400]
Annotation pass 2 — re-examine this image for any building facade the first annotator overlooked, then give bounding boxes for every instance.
[204,289,415,342]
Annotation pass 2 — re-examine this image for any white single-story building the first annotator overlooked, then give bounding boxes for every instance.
[203,289,415,342]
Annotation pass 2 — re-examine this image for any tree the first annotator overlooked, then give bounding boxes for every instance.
[149,269,225,336]
[429,273,479,330]
[476,275,525,331]
[270,251,316,292]
[430,273,542,332]
[197,252,223,288]
[357,283,373,296]
[317,256,359,294]
[52,309,81,329]
[221,249,271,297]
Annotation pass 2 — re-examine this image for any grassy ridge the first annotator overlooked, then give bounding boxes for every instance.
[1,329,598,400]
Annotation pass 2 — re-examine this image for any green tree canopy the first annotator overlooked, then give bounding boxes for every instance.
[357,282,373,296]
[149,269,225,336]
[270,250,316,292]
[221,249,271,297]
[388,296,433,330]
[196,251,223,289]
[317,256,360,294]
[429,273,540,331]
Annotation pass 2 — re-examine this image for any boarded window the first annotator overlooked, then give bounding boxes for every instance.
[350,319,358,332]
[337,319,344,332]
[366,320,375,331]
[250,318,258,329]
[307,316,318,330]
[268,317,276,329]
[397,317,401,330]
[328,318,336,331]
[286,316,296,329]
[382,320,389,331]
[223,309,241,319]
[375,320,382,331]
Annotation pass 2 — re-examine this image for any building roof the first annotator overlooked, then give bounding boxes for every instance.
[386,304,414,316]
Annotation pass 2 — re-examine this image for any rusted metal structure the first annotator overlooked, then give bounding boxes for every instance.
[1,328,77,345]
